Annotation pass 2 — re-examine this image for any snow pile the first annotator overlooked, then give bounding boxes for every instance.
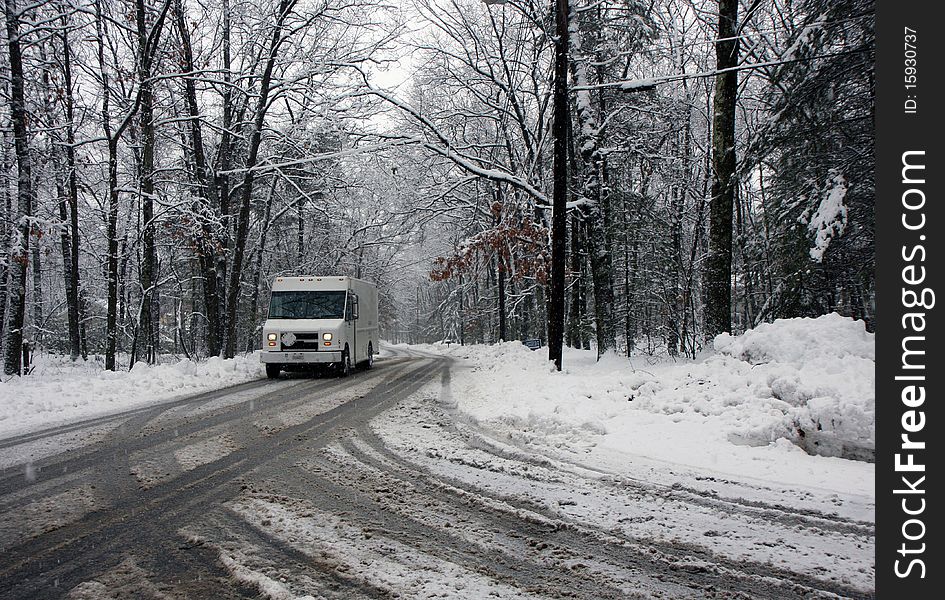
[714,313,874,457]
[0,353,265,439]
[443,314,874,490]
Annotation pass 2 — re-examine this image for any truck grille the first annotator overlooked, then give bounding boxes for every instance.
[281,332,319,351]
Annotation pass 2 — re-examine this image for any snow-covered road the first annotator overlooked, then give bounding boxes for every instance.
[0,347,873,599]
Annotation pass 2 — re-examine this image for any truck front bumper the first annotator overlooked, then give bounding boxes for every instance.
[260,351,342,364]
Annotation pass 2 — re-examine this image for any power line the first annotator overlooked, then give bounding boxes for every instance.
[574,47,871,92]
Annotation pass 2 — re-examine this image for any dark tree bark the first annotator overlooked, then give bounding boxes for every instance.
[30,229,41,342]
[704,0,740,337]
[173,0,223,356]
[297,196,305,268]
[95,0,121,372]
[245,176,276,352]
[136,0,161,363]
[569,3,616,358]
[224,0,298,358]
[667,120,691,357]
[55,176,78,353]
[58,6,82,360]
[494,186,507,342]
[497,258,507,342]
[3,0,33,375]
[547,0,569,371]
[566,215,585,348]
[458,272,465,346]
[214,0,235,346]
[0,133,11,344]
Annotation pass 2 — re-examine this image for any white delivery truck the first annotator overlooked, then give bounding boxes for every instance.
[259,276,379,379]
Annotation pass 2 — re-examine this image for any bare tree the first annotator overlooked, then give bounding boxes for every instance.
[93,0,170,371]
[57,3,83,360]
[135,0,163,364]
[223,0,299,358]
[3,0,34,375]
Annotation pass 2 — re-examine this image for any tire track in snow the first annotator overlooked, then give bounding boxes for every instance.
[0,358,439,599]
[0,359,416,504]
[257,458,648,599]
[0,378,274,450]
[209,506,413,599]
[456,424,874,537]
[352,404,873,599]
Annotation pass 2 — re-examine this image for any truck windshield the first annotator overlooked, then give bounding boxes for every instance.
[268,290,346,319]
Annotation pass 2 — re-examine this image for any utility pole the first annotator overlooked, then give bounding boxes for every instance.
[547,0,569,371]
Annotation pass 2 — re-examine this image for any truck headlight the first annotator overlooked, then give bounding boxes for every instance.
[267,333,277,341]
[322,333,332,341]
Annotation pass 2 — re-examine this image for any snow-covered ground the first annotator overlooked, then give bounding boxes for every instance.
[0,353,265,440]
[343,315,874,594]
[1,314,874,496]
[212,317,875,597]
[0,315,875,597]
[392,313,875,512]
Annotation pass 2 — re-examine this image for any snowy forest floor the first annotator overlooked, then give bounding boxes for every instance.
[0,315,874,598]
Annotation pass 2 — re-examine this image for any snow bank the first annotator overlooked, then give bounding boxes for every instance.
[0,353,265,439]
[713,312,874,364]
[441,314,874,494]
[714,313,874,458]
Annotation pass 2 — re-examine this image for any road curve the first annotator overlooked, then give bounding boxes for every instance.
[0,350,873,599]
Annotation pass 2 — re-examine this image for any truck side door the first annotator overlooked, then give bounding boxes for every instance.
[345,292,359,362]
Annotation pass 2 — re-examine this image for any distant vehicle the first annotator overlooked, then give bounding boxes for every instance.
[260,276,379,379]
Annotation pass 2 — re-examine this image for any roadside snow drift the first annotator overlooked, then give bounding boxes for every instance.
[713,313,874,458]
[0,354,265,439]
[433,314,874,497]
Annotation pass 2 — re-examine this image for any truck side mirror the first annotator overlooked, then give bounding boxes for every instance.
[352,296,359,320]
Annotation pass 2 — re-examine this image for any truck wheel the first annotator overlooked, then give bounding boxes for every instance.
[265,364,281,379]
[365,343,374,369]
[339,349,352,378]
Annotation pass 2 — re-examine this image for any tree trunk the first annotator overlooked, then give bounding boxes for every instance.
[296,197,305,268]
[3,0,33,375]
[566,215,581,348]
[136,0,161,363]
[245,176,276,352]
[215,0,234,346]
[667,122,689,357]
[0,132,11,343]
[173,0,222,356]
[458,272,465,346]
[224,0,298,358]
[79,289,89,358]
[30,230,41,341]
[93,0,120,371]
[56,183,78,356]
[569,4,616,358]
[547,0,569,371]
[704,0,739,338]
[105,154,121,371]
[494,186,507,342]
[623,201,633,353]
[497,257,507,342]
[58,8,82,360]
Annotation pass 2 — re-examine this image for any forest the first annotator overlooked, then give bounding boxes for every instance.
[0,0,875,374]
